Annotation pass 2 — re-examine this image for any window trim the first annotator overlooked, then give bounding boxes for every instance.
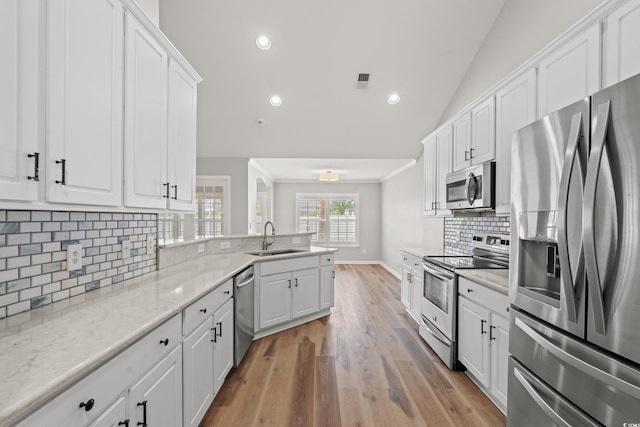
[195,175,231,237]
[295,193,360,247]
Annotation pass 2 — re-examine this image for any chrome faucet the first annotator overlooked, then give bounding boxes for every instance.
[262,221,276,250]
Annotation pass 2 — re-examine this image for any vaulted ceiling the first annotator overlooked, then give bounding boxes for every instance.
[159,0,506,179]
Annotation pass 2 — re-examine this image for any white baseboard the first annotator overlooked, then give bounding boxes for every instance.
[335,260,401,279]
[379,262,400,279]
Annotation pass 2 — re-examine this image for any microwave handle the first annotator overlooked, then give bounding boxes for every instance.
[465,172,476,205]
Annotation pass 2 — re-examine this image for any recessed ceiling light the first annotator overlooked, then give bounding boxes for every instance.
[387,93,400,105]
[269,95,282,107]
[256,35,271,51]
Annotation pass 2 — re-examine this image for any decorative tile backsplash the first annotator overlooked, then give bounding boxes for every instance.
[0,210,157,319]
[444,213,510,255]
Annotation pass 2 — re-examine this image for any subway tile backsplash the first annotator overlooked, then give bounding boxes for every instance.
[444,213,510,255]
[0,210,157,319]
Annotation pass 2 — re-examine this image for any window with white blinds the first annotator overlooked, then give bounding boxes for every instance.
[195,178,228,238]
[296,193,359,246]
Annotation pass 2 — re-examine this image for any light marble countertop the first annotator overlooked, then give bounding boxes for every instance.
[0,247,336,426]
[456,269,509,295]
[400,247,447,258]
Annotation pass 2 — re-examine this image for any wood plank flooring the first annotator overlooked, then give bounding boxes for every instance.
[201,264,506,426]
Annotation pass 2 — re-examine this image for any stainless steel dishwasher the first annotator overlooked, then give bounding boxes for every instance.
[234,266,254,367]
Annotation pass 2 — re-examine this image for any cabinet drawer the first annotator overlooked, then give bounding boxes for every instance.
[18,314,181,427]
[458,277,509,316]
[320,253,335,266]
[183,279,232,335]
[259,255,319,276]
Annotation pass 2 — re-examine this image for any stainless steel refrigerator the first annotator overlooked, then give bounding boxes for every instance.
[508,72,640,426]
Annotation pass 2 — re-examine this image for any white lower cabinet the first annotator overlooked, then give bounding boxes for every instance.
[320,266,335,310]
[400,251,423,322]
[182,319,214,427]
[87,396,127,427]
[458,277,509,412]
[212,298,234,394]
[129,345,183,427]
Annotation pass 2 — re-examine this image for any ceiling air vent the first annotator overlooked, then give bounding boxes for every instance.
[356,73,370,90]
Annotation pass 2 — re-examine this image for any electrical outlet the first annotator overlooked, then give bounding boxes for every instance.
[220,241,231,249]
[146,235,154,254]
[292,237,301,244]
[198,243,205,253]
[67,244,83,271]
[122,240,132,259]
[362,248,367,254]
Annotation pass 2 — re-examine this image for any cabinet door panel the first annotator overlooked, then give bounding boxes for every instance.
[538,23,600,117]
[495,69,537,215]
[0,0,39,201]
[292,268,320,319]
[604,0,640,87]
[458,297,490,387]
[401,265,411,308]
[167,60,198,210]
[124,14,167,209]
[183,319,214,427]
[490,313,510,409]
[47,0,123,206]
[435,126,452,215]
[259,272,292,329]
[129,345,182,427]
[87,396,127,427]
[452,113,471,171]
[423,136,437,215]
[213,298,234,394]
[470,96,495,165]
[320,266,335,310]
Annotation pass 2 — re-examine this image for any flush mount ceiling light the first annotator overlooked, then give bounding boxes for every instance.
[387,93,400,105]
[269,95,282,107]
[319,171,339,182]
[256,35,272,50]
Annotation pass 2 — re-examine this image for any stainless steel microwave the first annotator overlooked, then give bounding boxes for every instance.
[445,161,495,211]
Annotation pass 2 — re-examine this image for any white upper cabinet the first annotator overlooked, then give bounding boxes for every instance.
[423,125,452,216]
[470,96,496,165]
[0,0,41,202]
[124,13,168,209]
[423,135,437,216]
[46,0,124,206]
[452,113,472,171]
[494,68,537,215]
[167,59,198,211]
[538,23,601,118]
[604,0,640,88]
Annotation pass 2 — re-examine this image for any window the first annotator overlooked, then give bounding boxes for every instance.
[296,193,359,246]
[195,176,230,238]
[158,213,184,243]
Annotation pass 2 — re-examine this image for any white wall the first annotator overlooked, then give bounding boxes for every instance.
[273,182,381,262]
[248,161,274,234]
[136,0,159,26]
[196,157,248,236]
[380,154,444,275]
[440,0,606,122]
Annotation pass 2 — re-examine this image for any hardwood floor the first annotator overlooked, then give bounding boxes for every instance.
[201,264,506,426]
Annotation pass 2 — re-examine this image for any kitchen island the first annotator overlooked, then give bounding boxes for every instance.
[0,246,336,426]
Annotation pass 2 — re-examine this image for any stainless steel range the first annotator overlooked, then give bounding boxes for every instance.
[420,233,509,370]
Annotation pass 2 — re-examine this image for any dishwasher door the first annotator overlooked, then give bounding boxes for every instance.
[234,266,254,367]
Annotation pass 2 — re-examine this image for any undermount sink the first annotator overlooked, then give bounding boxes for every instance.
[246,248,308,257]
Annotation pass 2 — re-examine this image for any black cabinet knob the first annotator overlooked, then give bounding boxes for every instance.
[118,421,130,427]
[224,290,230,295]
[159,338,169,346]
[200,308,207,314]
[79,398,95,411]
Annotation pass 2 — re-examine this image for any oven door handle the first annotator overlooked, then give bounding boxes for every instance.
[420,315,451,347]
[422,263,454,281]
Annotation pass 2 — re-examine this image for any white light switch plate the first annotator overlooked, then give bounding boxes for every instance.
[67,244,82,271]
[122,240,132,259]
[198,243,205,253]
[292,237,301,244]
[146,235,154,254]
[220,241,230,249]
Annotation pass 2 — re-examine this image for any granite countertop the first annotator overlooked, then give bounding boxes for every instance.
[0,247,336,426]
[456,269,509,295]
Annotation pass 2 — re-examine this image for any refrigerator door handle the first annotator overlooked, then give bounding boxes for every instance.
[515,316,640,400]
[557,112,585,323]
[583,101,611,334]
[513,367,574,427]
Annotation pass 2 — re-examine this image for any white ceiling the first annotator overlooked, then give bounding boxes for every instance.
[159,0,507,180]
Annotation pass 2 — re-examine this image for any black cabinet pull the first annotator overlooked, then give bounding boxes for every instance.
[480,319,487,335]
[118,421,130,427]
[332,271,335,279]
[224,290,230,295]
[470,147,475,159]
[288,279,291,289]
[490,325,496,341]
[216,321,222,337]
[137,400,148,426]
[294,278,298,287]
[163,182,170,198]
[171,184,178,200]
[27,153,39,181]
[467,288,474,293]
[159,338,169,346]
[200,308,207,314]
[211,327,217,342]
[55,159,66,185]
[464,150,469,161]
[79,398,94,411]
